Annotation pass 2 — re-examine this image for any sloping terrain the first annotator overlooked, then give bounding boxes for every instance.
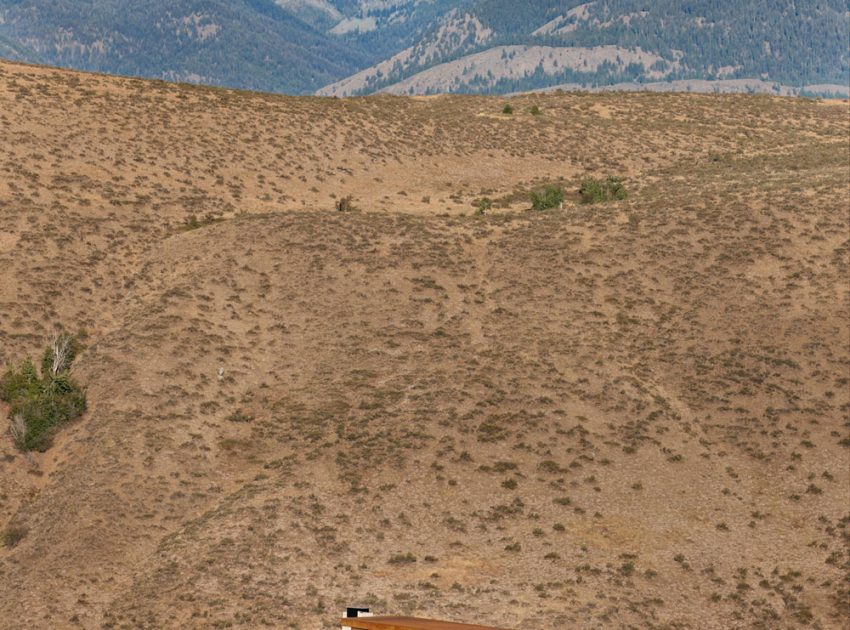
[0,0,465,93]
[318,8,494,97]
[319,0,849,95]
[325,44,673,97]
[535,79,850,99]
[0,0,368,93]
[0,0,847,95]
[0,60,848,629]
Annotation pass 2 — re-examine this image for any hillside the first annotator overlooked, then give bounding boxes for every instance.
[0,60,849,629]
[0,0,847,95]
[319,0,850,96]
[0,0,368,93]
[0,0,467,93]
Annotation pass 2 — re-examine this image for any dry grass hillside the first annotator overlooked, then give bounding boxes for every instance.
[0,60,848,630]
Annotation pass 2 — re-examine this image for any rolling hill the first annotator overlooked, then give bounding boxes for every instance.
[0,59,848,629]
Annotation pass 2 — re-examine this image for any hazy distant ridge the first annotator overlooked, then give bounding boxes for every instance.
[0,0,847,94]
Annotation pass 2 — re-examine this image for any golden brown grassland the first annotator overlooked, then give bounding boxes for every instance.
[0,60,848,629]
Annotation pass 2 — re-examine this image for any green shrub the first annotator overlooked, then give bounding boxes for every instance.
[530,105,541,116]
[475,197,492,215]
[579,176,628,204]
[182,213,223,230]
[530,184,564,211]
[0,333,86,451]
[0,358,39,402]
[502,104,514,115]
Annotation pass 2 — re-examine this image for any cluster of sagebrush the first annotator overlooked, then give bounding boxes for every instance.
[530,184,565,211]
[0,333,86,451]
[579,176,628,204]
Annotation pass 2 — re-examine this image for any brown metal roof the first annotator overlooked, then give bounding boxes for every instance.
[341,616,510,630]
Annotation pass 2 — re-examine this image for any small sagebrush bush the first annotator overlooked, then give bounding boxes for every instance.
[183,213,222,230]
[0,332,86,451]
[502,104,514,115]
[530,105,541,116]
[475,197,492,215]
[530,184,564,211]
[226,409,254,423]
[335,195,355,212]
[387,552,417,565]
[579,176,628,204]
[3,522,28,548]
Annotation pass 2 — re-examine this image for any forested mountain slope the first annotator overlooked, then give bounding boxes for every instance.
[0,0,847,94]
[0,0,367,93]
[320,0,850,95]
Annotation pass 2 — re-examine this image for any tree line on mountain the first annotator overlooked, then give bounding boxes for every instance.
[0,0,845,94]
[356,0,848,94]
[0,0,367,93]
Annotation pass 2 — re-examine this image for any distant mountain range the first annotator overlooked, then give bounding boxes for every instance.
[0,0,847,95]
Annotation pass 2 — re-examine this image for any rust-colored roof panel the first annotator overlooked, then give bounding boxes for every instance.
[341,616,510,630]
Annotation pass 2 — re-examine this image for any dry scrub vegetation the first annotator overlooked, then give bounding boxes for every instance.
[0,60,848,629]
